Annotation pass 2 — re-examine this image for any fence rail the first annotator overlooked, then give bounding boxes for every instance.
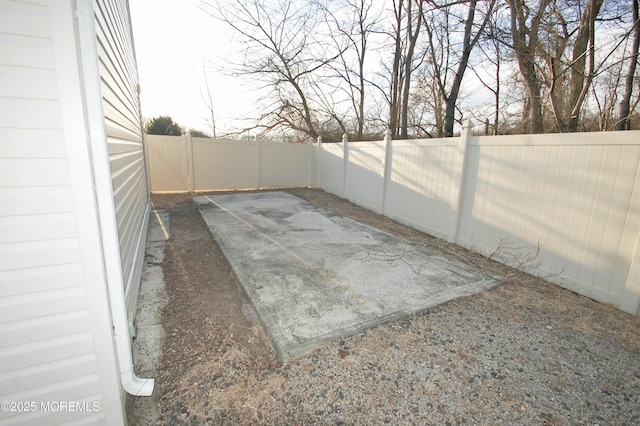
[144,128,640,316]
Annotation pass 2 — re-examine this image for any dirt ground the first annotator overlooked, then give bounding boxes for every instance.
[127,188,640,425]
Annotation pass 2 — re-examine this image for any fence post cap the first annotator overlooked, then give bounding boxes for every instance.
[342,133,349,143]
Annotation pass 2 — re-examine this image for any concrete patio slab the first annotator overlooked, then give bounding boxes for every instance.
[194,191,501,361]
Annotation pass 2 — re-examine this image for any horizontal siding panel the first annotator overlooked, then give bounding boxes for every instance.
[0,354,96,398]
[0,186,74,216]
[95,7,137,97]
[0,238,80,271]
[102,93,139,137]
[113,170,145,228]
[0,0,49,38]
[109,148,143,175]
[96,0,150,331]
[99,60,138,118]
[0,332,95,373]
[2,404,105,426]
[0,159,70,187]
[0,376,101,424]
[112,168,146,229]
[0,128,66,159]
[0,65,58,100]
[98,51,137,107]
[0,264,84,296]
[0,310,91,347]
[112,163,145,205]
[0,287,87,323]
[15,0,48,5]
[118,208,145,284]
[0,98,62,129]
[115,182,146,282]
[106,123,141,148]
[2,376,101,403]
[0,33,55,69]
[112,162,145,207]
[99,62,137,119]
[0,213,77,244]
[95,15,135,82]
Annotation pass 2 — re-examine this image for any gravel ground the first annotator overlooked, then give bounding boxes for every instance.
[127,189,640,425]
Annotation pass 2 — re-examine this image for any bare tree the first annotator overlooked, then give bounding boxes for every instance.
[321,0,382,140]
[565,0,604,131]
[422,0,496,137]
[471,2,511,135]
[398,0,423,139]
[388,0,405,137]
[507,0,551,134]
[618,0,640,130]
[200,59,217,138]
[411,69,446,137]
[201,0,343,141]
[201,0,637,139]
[382,0,424,139]
[539,0,604,132]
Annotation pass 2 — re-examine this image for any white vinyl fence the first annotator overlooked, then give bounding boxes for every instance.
[145,128,640,316]
[145,134,313,192]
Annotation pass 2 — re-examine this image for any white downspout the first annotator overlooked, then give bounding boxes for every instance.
[75,0,153,396]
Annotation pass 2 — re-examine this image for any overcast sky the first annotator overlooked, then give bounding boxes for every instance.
[130,0,254,134]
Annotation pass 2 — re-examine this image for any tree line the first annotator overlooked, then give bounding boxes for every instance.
[202,0,639,141]
[145,115,211,137]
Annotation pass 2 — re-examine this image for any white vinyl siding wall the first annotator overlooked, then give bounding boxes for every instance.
[94,0,149,322]
[0,0,121,424]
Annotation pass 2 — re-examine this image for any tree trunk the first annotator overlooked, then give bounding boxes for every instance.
[389,0,404,137]
[618,0,640,131]
[566,0,604,132]
[507,0,550,134]
[443,0,491,137]
[400,0,422,139]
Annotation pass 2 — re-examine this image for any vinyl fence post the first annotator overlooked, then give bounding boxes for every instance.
[256,139,261,189]
[185,131,194,191]
[447,119,473,243]
[341,133,349,198]
[380,129,393,214]
[316,135,322,189]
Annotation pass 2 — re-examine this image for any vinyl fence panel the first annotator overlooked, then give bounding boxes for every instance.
[382,139,461,240]
[455,132,640,309]
[146,136,315,191]
[344,141,386,212]
[259,142,313,188]
[317,142,344,197]
[145,134,189,192]
[192,138,258,190]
